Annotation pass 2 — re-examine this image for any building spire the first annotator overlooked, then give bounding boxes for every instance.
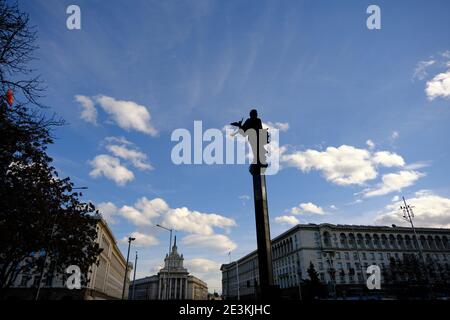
[172,235,177,252]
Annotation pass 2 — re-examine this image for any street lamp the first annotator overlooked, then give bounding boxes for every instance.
[122,236,135,299]
[132,251,138,300]
[156,224,173,300]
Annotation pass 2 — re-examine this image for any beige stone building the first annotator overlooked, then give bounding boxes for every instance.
[221,223,450,299]
[129,236,208,300]
[6,216,132,300]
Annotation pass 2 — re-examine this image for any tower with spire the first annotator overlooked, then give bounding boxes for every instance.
[162,236,186,271]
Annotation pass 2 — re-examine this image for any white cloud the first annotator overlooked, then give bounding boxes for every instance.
[75,95,97,124]
[185,258,221,274]
[376,190,450,228]
[391,131,399,141]
[105,197,236,236]
[264,122,290,132]
[425,70,450,100]
[238,195,250,201]
[182,234,237,253]
[89,154,134,185]
[363,170,425,197]
[94,95,158,136]
[372,151,405,167]
[329,205,338,210]
[275,215,299,226]
[281,144,407,186]
[162,207,236,236]
[413,60,435,80]
[106,143,153,170]
[290,202,325,215]
[366,139,375,149]
[104,136,133,145]
[121,231,159,247]
[97,201,119,224]
[282,145,376,185]
[184,258,223,293]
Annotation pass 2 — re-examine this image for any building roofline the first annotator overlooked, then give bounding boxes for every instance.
[220,222,450,269]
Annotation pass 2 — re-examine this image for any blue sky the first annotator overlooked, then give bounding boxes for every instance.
[19,0,450,292]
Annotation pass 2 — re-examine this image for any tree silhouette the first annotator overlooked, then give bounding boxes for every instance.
[0,0,101,294]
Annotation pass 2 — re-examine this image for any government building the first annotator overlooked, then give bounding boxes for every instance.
[129,236,208,300]
[221,223,450,300]
[4,216,132,300]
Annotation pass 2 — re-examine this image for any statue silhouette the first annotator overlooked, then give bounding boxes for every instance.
[231,109,269,167]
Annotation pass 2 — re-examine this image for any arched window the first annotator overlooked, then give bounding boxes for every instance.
[420,236,428,249]
[373,234,380,248]
[435,236,443,250]
[323,231,332,247]
[389,235,397,248]
[442,236,449,250]
[404,235,412,249]
[427,236,436,250]
[357,234,364,248]
[365,234,373,248]
[396,235,404,249]
[340,233,348,248]
[348,233,356,248]
[381,234,388,248]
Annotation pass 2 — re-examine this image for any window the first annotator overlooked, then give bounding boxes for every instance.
[316,251,322,259]
[370,253,375,260]
[335,252,341,259]
[21,274,30,287]
[378,253,383,260]
[353,252,358,259]
[362,253,367,260]
[345,252,350,260]
[318,262,324,270]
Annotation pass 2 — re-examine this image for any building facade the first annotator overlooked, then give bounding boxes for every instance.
[4,217,132,300]
[129,236,208,300]
[221,223,450,299]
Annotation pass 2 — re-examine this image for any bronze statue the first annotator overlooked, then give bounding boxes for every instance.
[231,109,269,168]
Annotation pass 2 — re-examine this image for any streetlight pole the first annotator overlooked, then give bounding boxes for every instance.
[156,224,173,300]
[400,196,433,298]
[122,236,135,299]
[132,251,138,300]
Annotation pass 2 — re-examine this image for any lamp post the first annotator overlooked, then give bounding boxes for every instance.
[400,196,433,299]
[132,251,138,300]
[156,224,173,300]
[122,236,135,299]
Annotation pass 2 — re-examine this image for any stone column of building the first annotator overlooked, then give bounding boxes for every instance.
[174,277,178,299]
[179,277,183,299]
[158,277,161,299]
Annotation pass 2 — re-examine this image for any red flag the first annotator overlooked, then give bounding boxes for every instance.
[6,88,14,106]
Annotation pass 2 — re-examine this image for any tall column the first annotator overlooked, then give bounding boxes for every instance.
[185,278,188,299]
[158,277,161,300]
[250,164,275,299]
[174,277,178,300]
